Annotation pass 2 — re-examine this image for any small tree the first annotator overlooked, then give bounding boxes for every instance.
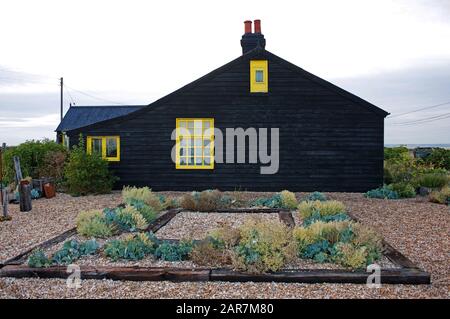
[64,135,117,196]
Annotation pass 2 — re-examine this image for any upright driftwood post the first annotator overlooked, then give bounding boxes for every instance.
[0,143,9,219]
[19,183,32,212]
[13,156,23,183]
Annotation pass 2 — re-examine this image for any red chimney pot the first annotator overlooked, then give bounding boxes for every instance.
[254,19,261,33]
[244,20,252,34]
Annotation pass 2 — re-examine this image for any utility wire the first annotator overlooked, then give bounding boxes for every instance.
[387,101,450,119]
[63,84,76,105]
[64,83,126,105]
[390,112,450,126]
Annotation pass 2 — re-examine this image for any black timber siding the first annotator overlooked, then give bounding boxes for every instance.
[67,51,385,192]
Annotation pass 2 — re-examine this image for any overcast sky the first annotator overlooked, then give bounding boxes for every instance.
[1,0,449,145]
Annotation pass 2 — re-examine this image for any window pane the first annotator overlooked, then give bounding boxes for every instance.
[204,148,210,156]
[188,157,195,165]
[180,157,187,165]
[92,138,102,154]
[204,157,211,165]
[255,70,264,83]
[203,139,210,147]
[194,138,202,147]
[195,157,202,165]
[106,138,118,158]
[195,148,202,156]
[179,121,186,128]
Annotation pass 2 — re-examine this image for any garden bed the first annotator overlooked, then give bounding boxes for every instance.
[0,208,430,284]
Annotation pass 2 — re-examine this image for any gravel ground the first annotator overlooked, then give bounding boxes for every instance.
[156,212,278,240]
[0,192,122,262]
[0,191,449,299]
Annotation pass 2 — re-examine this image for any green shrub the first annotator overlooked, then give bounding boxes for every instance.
[383,167,393,185]
[154,240,193,261]
[127,199,158,223]
[231,219,296,273]
[293,221,353,251]
[293,221,382,269]
[208,225,241,249]
[429,187,450,205]
[364,185,399,199]
[384,155,423,185]
[180,189,230,211]
[280,190,298,209]
[302,212,351,227]
[52,239,99,265]
[423,148,450,170]
[37,150,67,188]
[303,191,327,202]
[189,240,232,267]
[76,209,115,238]
[332,243,369,269]
[122,186,164,212]
[28,250,51,268]
[251,193,283,208]
[252,191,299,209]
[384,146,409,161]
[2,139,67,184]
[113,205,148,232]
[104,233,156,261]
[298,200,346,219]
[416,173,449,189]
[64,135,117,196]
[388,183,416,198]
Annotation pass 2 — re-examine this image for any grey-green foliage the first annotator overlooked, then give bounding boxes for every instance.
[154,240,193,261]
[28,250,51,268]
[52,239,99,265]
[103,233,156,261]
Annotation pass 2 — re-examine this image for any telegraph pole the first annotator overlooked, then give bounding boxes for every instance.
[60,77,63,121]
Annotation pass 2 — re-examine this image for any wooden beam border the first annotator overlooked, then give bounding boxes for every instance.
[0,208,181,268]
[0,208,431,284]
[0,264,430,284]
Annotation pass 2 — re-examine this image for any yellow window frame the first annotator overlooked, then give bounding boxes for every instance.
[176,118,214,169]
[250,60,268,93]
[86,136,120,161]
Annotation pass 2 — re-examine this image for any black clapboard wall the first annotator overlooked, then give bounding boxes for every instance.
[67,49,387,192]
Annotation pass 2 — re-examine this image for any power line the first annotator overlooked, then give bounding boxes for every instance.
[63,84,76,105]
[387,101,450,119]
[390,112,450,126]
[64,83,126,105]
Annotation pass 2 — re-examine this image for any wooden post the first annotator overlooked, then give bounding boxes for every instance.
[13,156,23,184]
[19,183,32,212]
[0,143,8,218]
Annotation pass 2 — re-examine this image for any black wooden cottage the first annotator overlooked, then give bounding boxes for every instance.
[56,20,389,192]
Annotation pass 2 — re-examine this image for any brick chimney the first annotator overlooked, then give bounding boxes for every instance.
[240,19,266,54]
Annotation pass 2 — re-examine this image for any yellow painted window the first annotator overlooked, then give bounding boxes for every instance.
[86,136,120,161]
[176,118,214,169]
[250,60,268,93]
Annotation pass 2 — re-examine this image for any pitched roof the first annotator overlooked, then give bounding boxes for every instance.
[59,48,389,132]
[55,105,145,132]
